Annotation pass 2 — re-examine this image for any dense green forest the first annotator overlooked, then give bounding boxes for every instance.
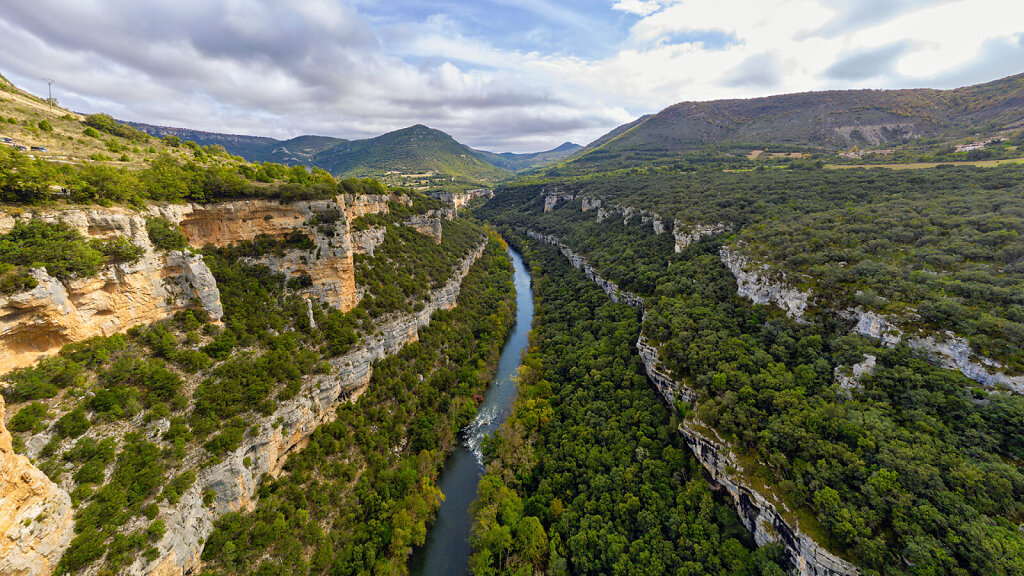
[3,195,495,574]
[477,180,1024,574]
[488,165,1024,373]
[198,237,515,576]
[470,234,784,576]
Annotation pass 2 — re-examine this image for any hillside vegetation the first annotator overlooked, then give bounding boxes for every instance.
[478,157,1024,574]
[563,73,1024,173]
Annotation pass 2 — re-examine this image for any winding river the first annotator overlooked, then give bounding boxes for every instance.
[409,247,533,576]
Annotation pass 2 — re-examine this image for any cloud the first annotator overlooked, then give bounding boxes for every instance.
[824,41,917,81]
[611,0,664,17]
[722,53,783,88]
[0,0,1021,152]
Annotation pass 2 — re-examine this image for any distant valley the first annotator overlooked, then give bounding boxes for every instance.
[127,121,581,188]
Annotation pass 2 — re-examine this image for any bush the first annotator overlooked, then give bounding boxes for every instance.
[8,401,48,433]
[54,408,91,439]
[84,114,149,142]
[146,217,189,252]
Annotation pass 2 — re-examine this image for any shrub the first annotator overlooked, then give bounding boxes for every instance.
[8,401,48,433]
[54,408,91,439]
[145,217,189,252]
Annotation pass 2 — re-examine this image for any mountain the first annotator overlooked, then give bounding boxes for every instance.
[261,135,349,165]
[129,122,515,184]
[471,141,582,172]
[125,122,281,159]
[308,124,510,184]
[568,72,1024,171]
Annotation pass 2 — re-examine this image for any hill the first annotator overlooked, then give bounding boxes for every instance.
[567,72,1024,171]
[471,141,582,172]
[308,124,510,185]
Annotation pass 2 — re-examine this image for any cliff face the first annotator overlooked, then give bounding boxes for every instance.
[720,247,811,320]
[0,396,74,576]
[0,195,402,373]
[524,228,859,576]
[0,208,223,372]
[154,194,396,312]
[134,241,487,576]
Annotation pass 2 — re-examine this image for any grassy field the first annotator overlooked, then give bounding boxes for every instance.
[826,157,1024,170]
[0,75,212,169]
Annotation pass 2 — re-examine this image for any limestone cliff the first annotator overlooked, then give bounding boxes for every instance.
[681,422,859,576]
[0,207,223,372]
[720,247,811,320]
[673,221,731,252]
[132,242,488,576]
[0,195,404,373]
[153,194,397,312]
[524,228,859,576]
[0,395,74,576]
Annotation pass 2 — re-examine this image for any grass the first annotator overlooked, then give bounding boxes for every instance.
[825,157,1024,170]
[0,76,222,170]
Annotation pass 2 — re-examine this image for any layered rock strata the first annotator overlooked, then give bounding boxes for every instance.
[0,208,223,372]
[133,241,488,576]
[0,396,74,576]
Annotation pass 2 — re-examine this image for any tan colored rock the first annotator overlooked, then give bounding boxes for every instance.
[0,395,74,576]
[0,208,222,373]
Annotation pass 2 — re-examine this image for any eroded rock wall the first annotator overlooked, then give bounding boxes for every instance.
[524,228,858,576]
[133,242,488,576]
[0,395,74,576]
[720,247,810,320]
[0,208,223,372]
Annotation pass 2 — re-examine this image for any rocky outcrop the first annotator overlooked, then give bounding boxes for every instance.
[543,193,575,212]
[524,229,857,576]
[0,208,223,373]
[404,215,443,244]
[132,242,488,576]
[909,334,1024,393]
[674,221,731,252]
[0,396,74,576]
[844,308,902,347]
[432,189,493,211]
[352,227,386,257]
[842,308,1023,392]
[681,422,859,576]
[580,197,602,212]
[834,355,877,391]
[720,248,810,320]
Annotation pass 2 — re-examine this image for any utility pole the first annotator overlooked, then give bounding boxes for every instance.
[42,78,54,110]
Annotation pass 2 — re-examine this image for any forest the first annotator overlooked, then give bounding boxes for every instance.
[469,233,784,576]
[476,175,1024,574]
[488,165,1024,373]
[2,192,501,574]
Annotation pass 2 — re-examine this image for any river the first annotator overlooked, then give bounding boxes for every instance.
[409,246,533,576]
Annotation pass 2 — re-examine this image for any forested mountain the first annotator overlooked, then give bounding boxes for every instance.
[308,124,510,183]
[565,72,1024,172]
[128,121,578,182]
[471,141,582,172]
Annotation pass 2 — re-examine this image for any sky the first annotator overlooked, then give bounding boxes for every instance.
[1,1,1023,153]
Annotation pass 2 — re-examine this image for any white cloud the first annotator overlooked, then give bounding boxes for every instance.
[611,0,664,17]
[0,0,1021,152]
